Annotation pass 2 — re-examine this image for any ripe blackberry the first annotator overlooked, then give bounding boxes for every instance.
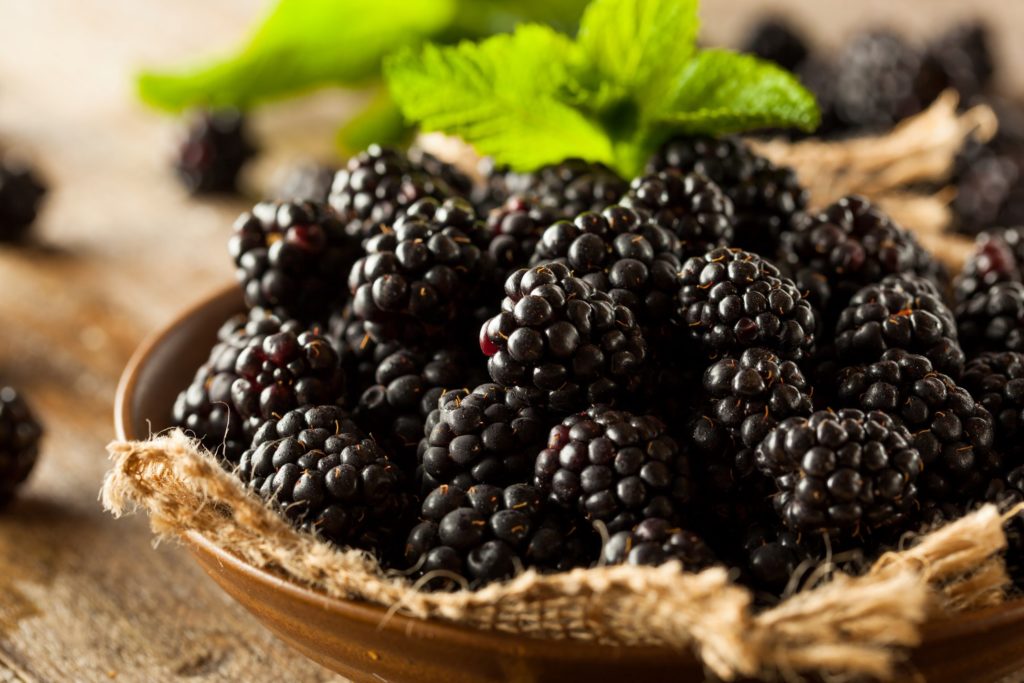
[0,387,42,506]
[956,281,1024,354]
[961,352,1024,460]
[0,156,46,242]
[329,145,470,239]
[175,109,255,194]
[482,159,627,217]
[348,197,490,344]
[419,383,548,492]
[403,483,593,588]
[779,195,943,324]
[756,409,922,536]
[645,137,807,257]
[916,23,994,106]
[620,171,734,258]
[689,348,813,495]
[741,17,810,72]
[982,466,1024,581]
[676,247,816,361]
[534,406,692,533]
[273,161,336,203]
[740,523,823,597]
[832,31,923,131]
[835,275,964,377]
[480,263,647,413]
[530,205,682,325]
[229,200,359,323]
[951,145,1020,235]
[836,349,997,501]
[239,405,411,552]
[486,195,560,279]
[953,232,1019,303]
[602,517,715,570]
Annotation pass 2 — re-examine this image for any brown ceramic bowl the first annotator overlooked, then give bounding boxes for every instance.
[115,284,1024,683]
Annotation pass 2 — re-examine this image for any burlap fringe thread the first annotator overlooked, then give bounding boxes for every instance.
[103,432,1015,681]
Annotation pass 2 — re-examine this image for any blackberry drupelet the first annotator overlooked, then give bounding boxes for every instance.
[961,352,1024,460]
[836,349,996,501]
[644,136,808,257]
[486,195,560,279]
[239,405,411,552]
[530,205,682,325]
[403,483,592,587]
[602,517,715,570]
[756,409,923,536]
[953,232,1019,303]
[273,161,337,203]
[419,383,548,492]
[741,16,810,72]
[956,281,1024,354]
[620,171,735,257]
[835,275,964,377]
[480,263,647,413]
[676,247,816,360]
[0,386,42,507]
[348,197,490,344]
[229,200,359,323]
[534,406,692,532]
[0,156,46,242]
[328,145,470,239]
[175,109,255,194]
[832,31,923,131]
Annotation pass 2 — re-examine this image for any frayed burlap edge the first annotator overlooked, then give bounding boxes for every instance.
[102,432,1015,681]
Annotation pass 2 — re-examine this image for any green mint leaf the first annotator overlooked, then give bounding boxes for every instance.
[385,25,614,171]
[650,49,820,137]
[335,89,411,153]
[137,0,456,112]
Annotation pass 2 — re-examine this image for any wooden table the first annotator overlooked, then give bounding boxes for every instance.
[0,1,1021,681]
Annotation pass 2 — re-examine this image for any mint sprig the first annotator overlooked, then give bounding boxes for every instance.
[385,0,820,177]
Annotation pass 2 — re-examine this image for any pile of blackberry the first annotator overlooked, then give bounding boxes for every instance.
[172,139,1024,599]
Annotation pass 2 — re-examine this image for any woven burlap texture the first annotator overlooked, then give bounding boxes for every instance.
[103,432,1014,681]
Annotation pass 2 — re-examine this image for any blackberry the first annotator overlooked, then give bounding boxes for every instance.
[0,156,46,242]
[534,406,693,532]
[403,483,593,588]
[740,523,824,597]
[174,109,255,194]
[756,409,922,536]
[419,383,548,492]
[741,17,810,72]
[689,348,813,495]
[832,31,923,131]
[620,171,735,258]
[482,159,627,217]
[229,200,359,323]
[956,281,1024,354]
[348,197,490,344]
[602,517,715,570]
[951,145,1020,235]
[953,232,1019,303]
[328,145,470,239]
[480,263,647,413]
[779,195,943,324]
[836,349,997,501]
[835,275,964,378]
[961,352,1024,461]
[530,205,682,325]
[676,247,816,361]
[239,405,411,552]
[645,137,807,257]
[272,161,336,203]
[0,387,42,507]
[982,466,1024,581]
[486,195,560,279]
[916,23,994,106]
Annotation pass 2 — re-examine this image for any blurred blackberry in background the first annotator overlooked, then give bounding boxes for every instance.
[175,109,255,194]
[0,386,42,507]
[481,263,646,413]
[620,171,735,257]
[756,409,922,536]
[272,161,337,203]
[602,517,715,570]
[954,232,1020,303]
[535,406,693,533]
[961,352,1024,461]
[419,383,548,492]
[832,31,923,131]
[741,16,809,72]
[956,281,1024,354]
[644,136,806,257]
[239,405,411,553]
[348,197,490,344]
[951,145,1020,235]
[0,156,46,242]
[916,23,995,106]
[677,247,816,360]
[486,196,560,279]
[835,275,964,377]
[836,349,996,501]
[404,483,593,588]
[229,200,359,323]
[477,159,627,217]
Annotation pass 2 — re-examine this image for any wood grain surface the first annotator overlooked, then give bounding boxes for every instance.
[0,1,1020,682]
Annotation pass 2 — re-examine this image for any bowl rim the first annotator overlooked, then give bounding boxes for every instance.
[114,283,1024,656]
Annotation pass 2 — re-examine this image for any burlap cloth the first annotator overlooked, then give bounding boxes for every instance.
[103,91,1016,681]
